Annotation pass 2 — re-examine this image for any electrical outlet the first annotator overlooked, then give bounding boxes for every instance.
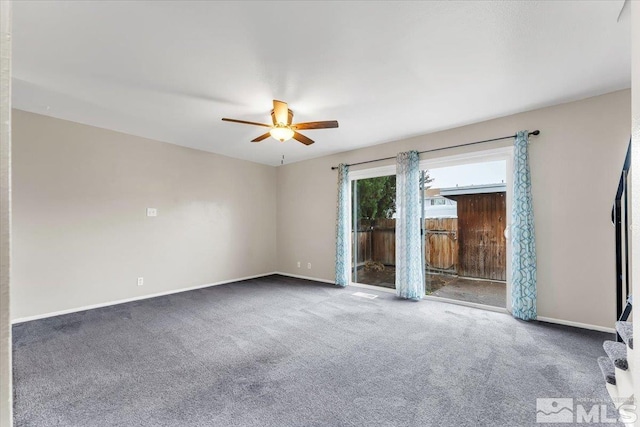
[307,262,311,269]
[146,208,157,217]
[297,261,301,268]
[137,277,144,286]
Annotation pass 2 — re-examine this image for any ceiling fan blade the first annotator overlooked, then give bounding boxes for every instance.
[271,109,294,126]
[292,121,339,130]
[222,118,272,128]
[292,131,314,146]
[251,132,271,143]
[273,100,289,125]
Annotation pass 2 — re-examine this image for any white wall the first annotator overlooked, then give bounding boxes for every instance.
[11,110,277,320]
[277,90,631,330]
[0,2,12,425]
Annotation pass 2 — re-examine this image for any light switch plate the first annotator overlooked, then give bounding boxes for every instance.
[146,208,157,217]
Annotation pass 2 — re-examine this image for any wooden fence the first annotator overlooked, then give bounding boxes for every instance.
[353,218,458,275]
[452,192,506,281]
[424,218,458,274]
[353,193,507,281]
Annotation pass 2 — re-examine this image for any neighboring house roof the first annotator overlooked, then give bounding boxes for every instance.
[439,183,506,197]
[424,204,457,219]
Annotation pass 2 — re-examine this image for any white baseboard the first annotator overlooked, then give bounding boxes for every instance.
[536,316,616,334]
[11,272,278,324]
[274,271,335,285]
[14,271,617,336]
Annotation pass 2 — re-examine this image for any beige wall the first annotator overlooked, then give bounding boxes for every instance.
[11,90,632,330]
[0,1,12,425]
[630,0,639,412]
[277,90,631,330]
[12,110,277,320]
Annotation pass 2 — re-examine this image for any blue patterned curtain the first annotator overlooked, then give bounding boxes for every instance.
[396,151,423,300]
[335,164,350,287]
[511,131,537,320]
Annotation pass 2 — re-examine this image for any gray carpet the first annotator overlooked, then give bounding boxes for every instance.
[13,275,619,426]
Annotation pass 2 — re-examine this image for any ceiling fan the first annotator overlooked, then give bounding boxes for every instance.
[222,100,338,145]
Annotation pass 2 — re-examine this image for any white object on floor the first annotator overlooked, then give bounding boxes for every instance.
[352,292,378,300]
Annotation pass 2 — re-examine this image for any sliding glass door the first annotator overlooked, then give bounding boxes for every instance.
[420,160,507,308]
[350,171,431,293]
[349,149,512,308]
[351,175,397,289]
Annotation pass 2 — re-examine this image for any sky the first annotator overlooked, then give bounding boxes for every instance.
[427,160,506,189]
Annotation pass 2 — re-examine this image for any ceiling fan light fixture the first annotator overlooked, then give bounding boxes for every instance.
[270,126,294,142]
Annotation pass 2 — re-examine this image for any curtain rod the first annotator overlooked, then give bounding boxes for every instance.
[330,130,540,170]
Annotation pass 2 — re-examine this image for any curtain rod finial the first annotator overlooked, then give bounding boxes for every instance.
[530,130,540,136]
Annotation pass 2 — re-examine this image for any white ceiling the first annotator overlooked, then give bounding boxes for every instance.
[12,1,631,166]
